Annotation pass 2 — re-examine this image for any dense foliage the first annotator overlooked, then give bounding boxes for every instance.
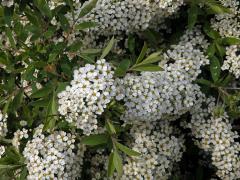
[0,0,240,179]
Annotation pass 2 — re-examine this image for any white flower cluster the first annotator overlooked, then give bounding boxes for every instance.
[222,45,240,78]
[86,121,185,180]
[185,97,240,179]
[0,145,5,158]
[121,121,185,180]
[211,0,240,38]
[0,110,8,137]
[116,28,209,122]
[58,59,116,135]
[1,0,14,7]
[12,128,29,150]
[23,125,86,180]
[76,0,184,35]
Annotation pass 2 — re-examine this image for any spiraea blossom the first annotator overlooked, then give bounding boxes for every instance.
[23,125,86,180]
[12,128,29,150]
[0,110,8,137]
[211,0,240,79]
[222,45,240,78]
[211,0,240,38]
[185,97,240,179]
[121,121,185,180]
[58,59,116,135]
[115,28,209,122]
[86,121,185,180]
[77,0,184,35]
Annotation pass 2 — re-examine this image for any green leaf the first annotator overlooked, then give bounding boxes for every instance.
[3,98,11,115]
[79,54,95,63]
[203,24,220,39]
[100,37,115,59]
[12,89,24,111]
[33,0,52,18]
[19,167,28,180]
[221,74,233,86]
[196,78,213,86]
[138,51,162,66]
[0,164,24,170]
[198,0,232,14]
[207,43,216,58]
[75,21,98,30]
[114,59,131,77]
[188,4,198,29]
[82,134,109,146]
[43,91,58,131]
[115,142,141,156]
[113,150,123,176]
[106,120,116,134]
[81,48,102,55]
[107,152,115,177]
[31,85,53,98]
[208,4,232,14]
[48,53,58,63]
[130,64,163,72]
[5,27,16,49]
[78,0,98,18]
[68,40,83,52]
[3,6,14,26]
[127,35,135,54]
[210,56,221,82]
[56,82,69,94]
[136,42,148,64]
[221,37,240,45]
[215,42,226,58]
[58,14,70,31]
[29,99,49,107]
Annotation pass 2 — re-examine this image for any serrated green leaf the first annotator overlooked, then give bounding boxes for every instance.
[203,24,220,39]
[100,37,115,59]
[82,134,109,146]
[79,54,95,63]
[68,40,83,52]
[130,64,163,72]
[33,0,52,18]
[31,85,53,98]
[107,152,115,177]
[43,91,58,131]
[221,37,240,45]
[196,78,213,86]
[58,14,70,31]
[78,0,98,18]
[115,142,141,156]
[136,42,148,64]
[128,35,135,54]
[81,48,101,55]
[113,150,123,176]
[12,89,24,111]
[48,53,58,63]
[210,56,221,82]
[5,27,16,49]
[188,4,198,29]
[0,164,24,170]
[215,42,226,58]
[114,59,130,77]
[207,43,216,58]
[106,120,116,134]
[138,51,162,66]
[29,99,49,107]
[75,21,98,30]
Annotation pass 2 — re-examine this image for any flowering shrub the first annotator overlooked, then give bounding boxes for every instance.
[0,0,240,179]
